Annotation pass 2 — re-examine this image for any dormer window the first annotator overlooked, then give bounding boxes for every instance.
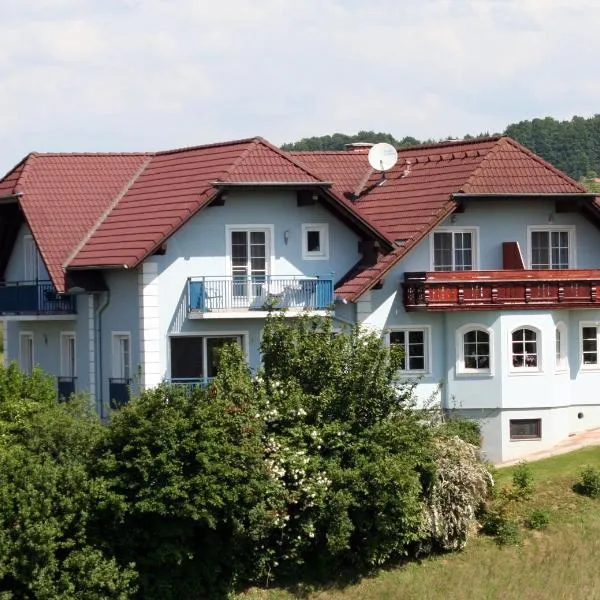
[528,226,575,269]
[430,228,478,271]
[302,224,329,260]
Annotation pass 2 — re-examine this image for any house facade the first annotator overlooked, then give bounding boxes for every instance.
[1,136,599,463]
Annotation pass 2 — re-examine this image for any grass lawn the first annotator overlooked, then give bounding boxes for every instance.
[239,447,600,600]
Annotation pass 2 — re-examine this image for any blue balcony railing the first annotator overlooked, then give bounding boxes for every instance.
[166,377,214,395]
[188,276,334,313]
[0,280,76,315]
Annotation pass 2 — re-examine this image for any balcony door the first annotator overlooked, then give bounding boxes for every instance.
[229,228,271,307]
[24,235,40,281]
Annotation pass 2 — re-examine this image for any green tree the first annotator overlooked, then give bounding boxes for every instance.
[0,364,136,599]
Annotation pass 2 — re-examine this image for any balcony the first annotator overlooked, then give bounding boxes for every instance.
[187,275,334,318]
[403,269,600,311]
[0,280,76,316]
[57,376,77,401]
[109,378,131,409]
[165,377,214,395]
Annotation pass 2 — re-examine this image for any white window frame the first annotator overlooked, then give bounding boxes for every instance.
[301,223,329,260]
[429,227,479,271]
[111,332,132,381]
[225,225,275,276]
[555,322,568,373]
[60,332,76,378]
[526,225,576,269]
[579,321,600,371]
[455,324,494,376]
[168,331,249,379]
[509,326,542,374]
[386,325,431,375]
[23,235,39,281]
[19,331,34,374]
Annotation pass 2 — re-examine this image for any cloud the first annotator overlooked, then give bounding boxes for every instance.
[0,0,599,168]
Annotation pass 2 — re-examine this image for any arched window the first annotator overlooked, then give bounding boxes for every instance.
[456,325,493,375]
[463,329,490,370]
[512,328,539,369]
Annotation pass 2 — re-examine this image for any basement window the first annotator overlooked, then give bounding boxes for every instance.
[509,419,542,441]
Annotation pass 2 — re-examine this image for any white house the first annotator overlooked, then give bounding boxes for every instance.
[1,135,599,463]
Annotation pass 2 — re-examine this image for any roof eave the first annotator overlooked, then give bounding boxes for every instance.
[453,192,598,199]
[211,181,331,188]
[343,201,459,302]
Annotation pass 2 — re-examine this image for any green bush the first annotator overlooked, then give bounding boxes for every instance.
[527,508,550,530]
[496,518,523,546]
[0,316,495,598]
[509,462,535,502]
[0,364,136,598]
[97,348,273,599]
[577,465,600,498]
[439,417,482,447]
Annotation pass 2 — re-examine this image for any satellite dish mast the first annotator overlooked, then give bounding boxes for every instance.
[368,143,398,181]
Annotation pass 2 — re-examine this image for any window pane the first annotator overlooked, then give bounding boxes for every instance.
[454,232,473,271]
[307,230,321,252]
[531,231,550,269]
[408,331,424,345]
[464,356,477,369]
[433,233,453,270]
[409,357,425,371]
[389,331,405,345]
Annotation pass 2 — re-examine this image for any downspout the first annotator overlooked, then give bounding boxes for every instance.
[95,290,110,418]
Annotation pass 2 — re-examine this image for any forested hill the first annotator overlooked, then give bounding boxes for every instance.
[281,114,600,187]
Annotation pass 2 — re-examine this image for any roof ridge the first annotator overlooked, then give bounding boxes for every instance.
[502,136,587,192]
[397,136,502,153]
[156,136,261,157]
[253,137,330,182]
[460,139,502,192]
[30,151,153,157]
[216,137,262,181]
[63,155,154,268]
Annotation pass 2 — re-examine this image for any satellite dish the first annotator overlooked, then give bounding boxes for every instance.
[368,142,398,172]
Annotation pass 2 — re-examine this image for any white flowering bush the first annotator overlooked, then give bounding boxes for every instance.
[255,314,437,579]
[422,436,493,551]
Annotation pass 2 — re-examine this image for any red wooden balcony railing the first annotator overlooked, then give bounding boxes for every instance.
[403,269,600,311]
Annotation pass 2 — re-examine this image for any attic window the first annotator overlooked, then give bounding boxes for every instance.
[302,224,329,260]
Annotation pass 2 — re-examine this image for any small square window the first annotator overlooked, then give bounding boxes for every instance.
[510,419,541,440]
[302,224,329,260]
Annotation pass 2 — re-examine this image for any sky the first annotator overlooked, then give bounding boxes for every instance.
[0,0,598,168]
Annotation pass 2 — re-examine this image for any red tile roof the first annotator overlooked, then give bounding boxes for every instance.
[0,153,150,291]
[291,137,588,301]
[0,135,590,300]
[68,138,330,269]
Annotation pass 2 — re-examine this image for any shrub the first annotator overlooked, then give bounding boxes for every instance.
[577,465,600,498]
[439,417,482,447]
[509,462,535,502]
[422,436,492,551]
[0,365,136,598]
[98,346,274,599]
[527,508,550,530]
[256,315,435,577]
[496,517,523,546]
